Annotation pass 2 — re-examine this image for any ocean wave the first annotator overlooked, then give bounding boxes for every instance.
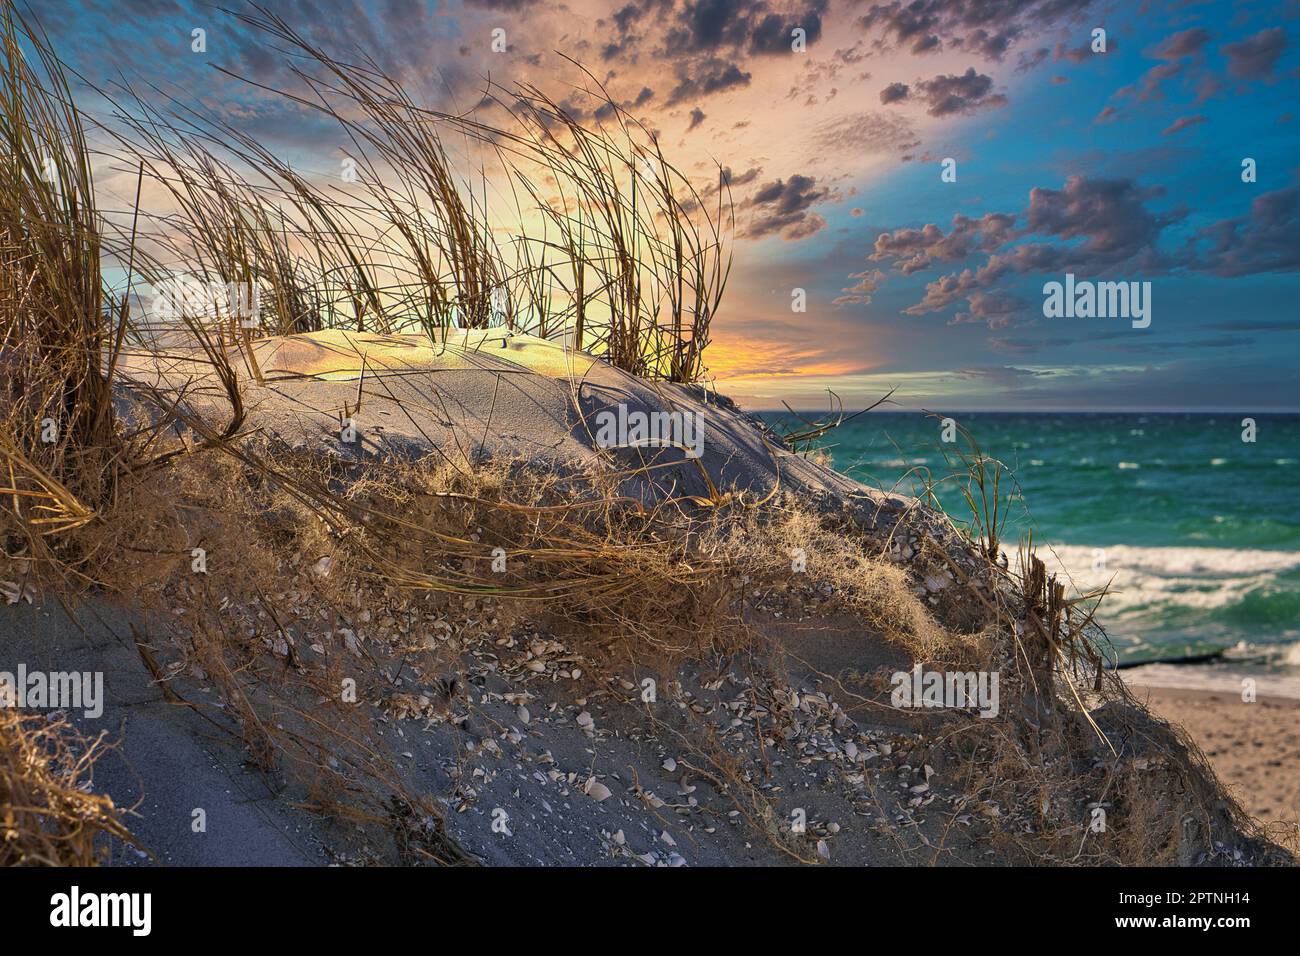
[1040,542,1300,625]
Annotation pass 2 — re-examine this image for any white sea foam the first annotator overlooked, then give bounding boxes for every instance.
[1040,543,1300,619]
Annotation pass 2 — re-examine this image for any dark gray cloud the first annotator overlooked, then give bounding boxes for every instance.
[665,57,752,104]
[743,174,830,240]
[914,67,1006,116]
[720,166,762,187]
[1016,46,1048,72]
[663,0,826,55]
[865,171,1300,327]
[879,81,910,104]
[856,0,1101,64]
[1023,176,1172,262]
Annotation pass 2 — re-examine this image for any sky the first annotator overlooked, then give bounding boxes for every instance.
[28,0,1300,411]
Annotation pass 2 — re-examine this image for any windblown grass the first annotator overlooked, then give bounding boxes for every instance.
[0,3,122,538]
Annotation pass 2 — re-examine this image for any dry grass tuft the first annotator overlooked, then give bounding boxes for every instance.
[0,710,133,866]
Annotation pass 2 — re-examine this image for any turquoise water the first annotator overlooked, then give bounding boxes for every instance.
[759,412,1300,666]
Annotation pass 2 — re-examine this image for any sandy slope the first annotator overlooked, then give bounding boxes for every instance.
[0,601,329,865]
[116,329,887,511]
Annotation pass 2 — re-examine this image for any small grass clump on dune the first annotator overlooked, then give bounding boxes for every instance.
[0,710,132,866]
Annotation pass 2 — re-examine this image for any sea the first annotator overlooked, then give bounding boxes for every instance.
[758,411,1300,674]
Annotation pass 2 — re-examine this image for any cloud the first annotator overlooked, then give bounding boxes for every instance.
[1154,27,1213,60]
[664,0,827,55]
[687,107,706,130]
[1162,114,1206,136]
[914,68,1006,117]
[948,289,1027,329]
[868,175,1180,317]
[720,166,762,188]
[1222,27,1288,81]
[832,268,887,306]
[665,57,752,104]
[1111,26,1213,104]
[1016,46,1048,72]
[743,174,831,240]
[855,0,1100,64]
[867,170,1300,330]
[1023,176,1172,263]
[879,81,910,104]
[813,110,919,155]
[1053,40,1098,64]
[989,336,1073,354]
[1186,185,1300,277]
[954,365,1050,388]
[871,212,1016,274]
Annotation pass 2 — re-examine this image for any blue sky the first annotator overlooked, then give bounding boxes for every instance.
[27,0,1300,410]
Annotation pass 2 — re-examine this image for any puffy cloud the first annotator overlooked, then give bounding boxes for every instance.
[1186,186,1300,277]
[1222,27,1288,80]
[948,290,1028,329]
[1023,176,1172,263]
[867,176,1181,318]
[743,174,830,240]
[665,58,752,104]
[871,213,1016,274]
[914,67,1006,117]
[879,81,910,104]
[664,0,827,55]
[1154,27,1212,59]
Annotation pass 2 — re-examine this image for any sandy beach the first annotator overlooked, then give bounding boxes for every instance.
[1127,680,1300,833]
